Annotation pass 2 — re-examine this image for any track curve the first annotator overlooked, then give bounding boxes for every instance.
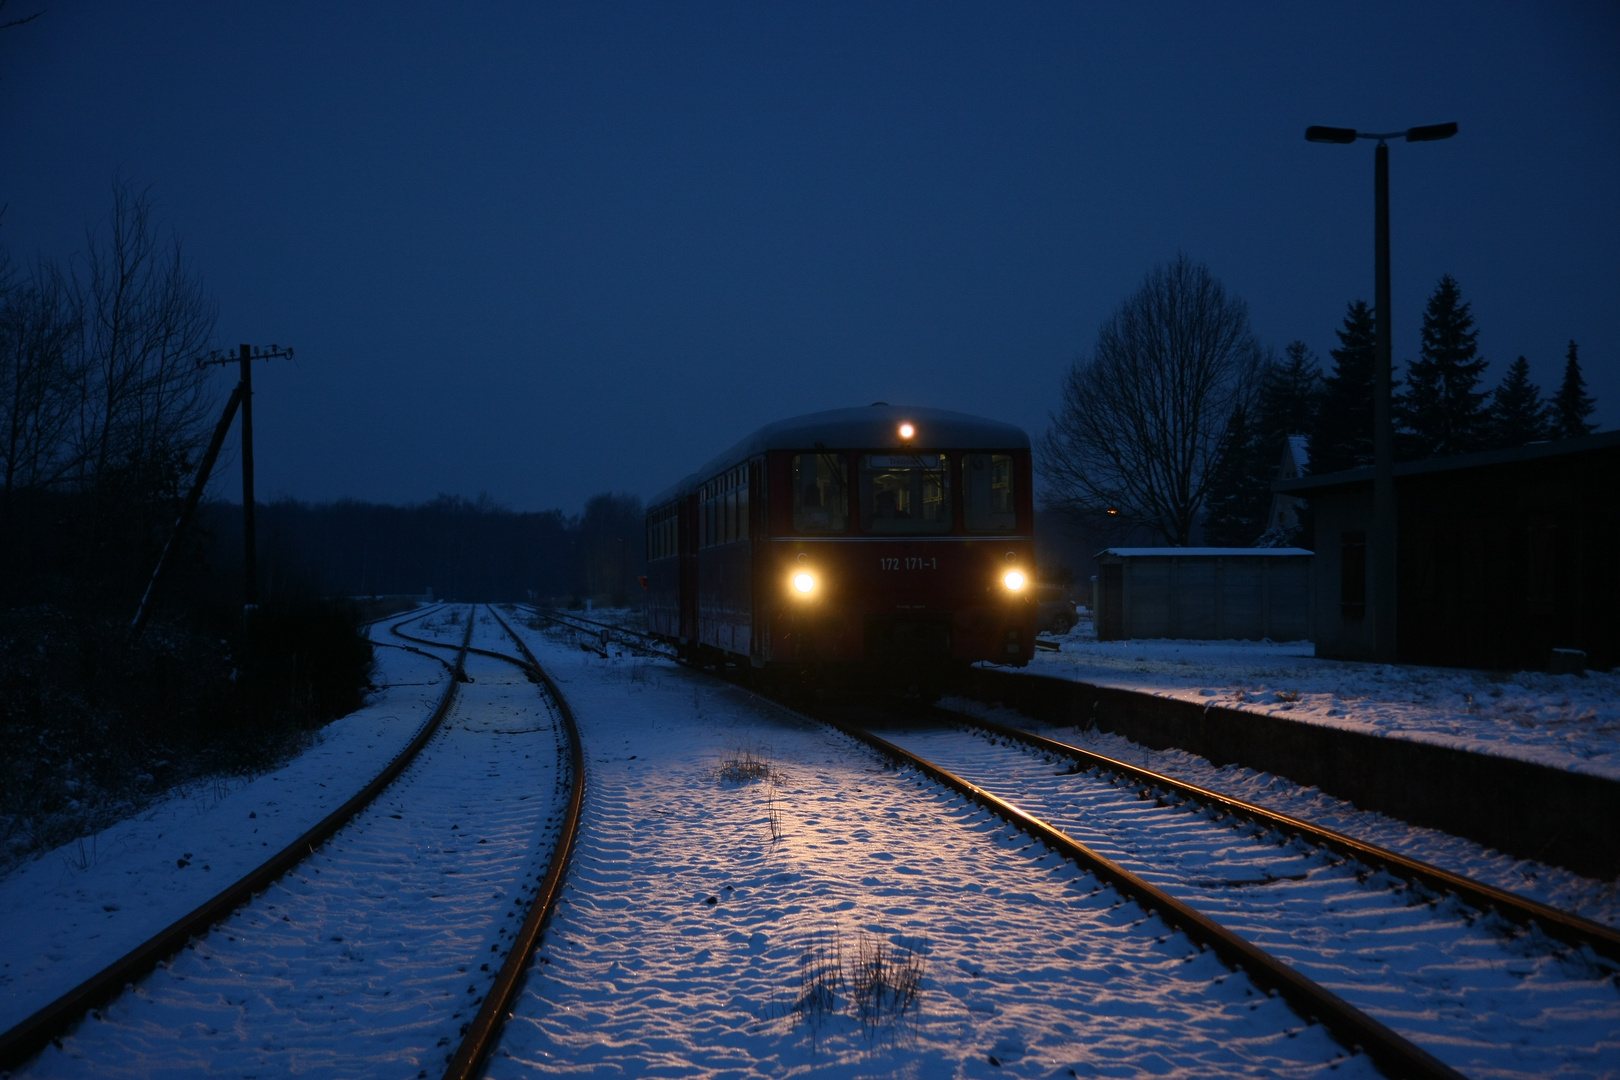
[0,608,473,1072]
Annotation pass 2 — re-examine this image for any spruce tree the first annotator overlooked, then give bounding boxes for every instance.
[1308,300,1376,474]
[1399,274,1489,458]
[1551,339,1597,440]
[1487,357,1549,448]
[1256,341,1321,455]
[1202,403,1269,546]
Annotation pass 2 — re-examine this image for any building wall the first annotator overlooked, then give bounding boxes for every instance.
[1396,445,1619,670]
[1307,441,1619,670]
[1309,485,1376,660]
[1098,554,1311,641]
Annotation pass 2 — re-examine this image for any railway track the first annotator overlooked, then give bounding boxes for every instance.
[0,606,585,1079]
[521,606,1618,1075]
[937,710,1620,964]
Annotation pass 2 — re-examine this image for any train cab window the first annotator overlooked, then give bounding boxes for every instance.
[860,453,950,535]
[792,453,849,533]
[964,453,1017,532]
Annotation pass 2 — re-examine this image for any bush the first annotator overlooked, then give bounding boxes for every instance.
[0,598,373,874]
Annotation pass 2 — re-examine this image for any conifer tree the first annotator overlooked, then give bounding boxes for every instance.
[1487,357,1548,448]
[1255,341,1321,455]
[1308,300,1376,474]
[1399,274,1489,458]
[1202,403,1269,546]
[1551,340,1597,440]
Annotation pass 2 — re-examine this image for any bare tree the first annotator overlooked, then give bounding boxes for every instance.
[0,254,82,503]
[74,181,217,500]
[1040,255,1262,546]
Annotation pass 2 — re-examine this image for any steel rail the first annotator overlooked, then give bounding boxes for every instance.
[441,605,587,1080]
[0,608,474,1073]
[952,712,1620,964]
[820,718,1465,1080]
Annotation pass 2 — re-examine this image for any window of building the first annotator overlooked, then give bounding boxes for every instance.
[860,453,950,534]
[1340,530,1366,618]
[793,453,849,533]
[964,453,1017,532]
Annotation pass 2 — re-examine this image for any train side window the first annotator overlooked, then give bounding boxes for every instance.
[860,453,951,535]
[737,475,749,541]
[792,453,849,533]
[703,482,716,550]
[726,471,738,543]
[964,453,1017,532]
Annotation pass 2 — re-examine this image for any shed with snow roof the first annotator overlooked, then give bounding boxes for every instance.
[1272,429,1620,671]
[1091,548,1313,641]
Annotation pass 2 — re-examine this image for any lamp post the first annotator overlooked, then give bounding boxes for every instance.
[1305,121,1457,664]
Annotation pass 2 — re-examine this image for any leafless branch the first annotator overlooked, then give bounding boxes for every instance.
[1040,254,1261,545]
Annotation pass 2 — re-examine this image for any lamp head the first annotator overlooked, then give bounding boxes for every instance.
[1405,122,1459,142]
[1305,125,1357,144]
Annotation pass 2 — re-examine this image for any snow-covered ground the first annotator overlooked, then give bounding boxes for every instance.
[0,615,453,1035]
[486,619,1384,1078]
[5,608,571,1078]
[884,723,1620,1079]
[1022,633,1620,782]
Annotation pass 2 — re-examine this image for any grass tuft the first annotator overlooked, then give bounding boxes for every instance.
[790,930,925,1033]
[715,749,780,785]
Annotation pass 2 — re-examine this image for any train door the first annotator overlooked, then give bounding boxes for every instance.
[679,490,699,643]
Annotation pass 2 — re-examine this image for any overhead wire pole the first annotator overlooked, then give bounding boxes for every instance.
[1305,121,1457,663]
[198,343,295,627]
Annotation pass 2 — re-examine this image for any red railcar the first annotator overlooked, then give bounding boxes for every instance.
[645,404,1037,687]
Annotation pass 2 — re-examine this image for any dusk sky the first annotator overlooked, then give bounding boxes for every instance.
[2,2,1615,515]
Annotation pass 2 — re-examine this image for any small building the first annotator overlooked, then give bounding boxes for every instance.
[1272,430,1620,670]
[1091,548,1313,641]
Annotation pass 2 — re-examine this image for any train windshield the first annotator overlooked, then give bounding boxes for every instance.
[793,453,849,533]
[964,453,1017,532]
[860,454,951,534]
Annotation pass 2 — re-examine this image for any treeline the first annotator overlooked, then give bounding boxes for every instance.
[1203,275,1599,546]
[1040,258,1600,552]
[214,490,647,606]
[1,183,218,609]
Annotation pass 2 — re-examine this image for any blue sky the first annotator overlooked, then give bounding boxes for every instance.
[2,2,1615,512]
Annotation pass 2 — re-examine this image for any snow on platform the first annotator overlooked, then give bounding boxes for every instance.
[1021,634,1620,782]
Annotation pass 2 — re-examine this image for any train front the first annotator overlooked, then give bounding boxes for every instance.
[758,407,1038,686]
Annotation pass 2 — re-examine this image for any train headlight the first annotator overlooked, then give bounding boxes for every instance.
[1002,569,1027,592]
[792,571,817,595]
[898,422,915,439]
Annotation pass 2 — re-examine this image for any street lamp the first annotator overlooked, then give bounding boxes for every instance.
[1306,121,1457,663]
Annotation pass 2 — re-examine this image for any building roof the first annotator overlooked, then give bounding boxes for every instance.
[652,404,1031,506]
[1272,429,1618,495]
[1096,547,1313,559]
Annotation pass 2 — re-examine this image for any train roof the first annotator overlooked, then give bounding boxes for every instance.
[651,404,1031,506]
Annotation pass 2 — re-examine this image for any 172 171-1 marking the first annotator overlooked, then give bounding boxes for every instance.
[880,557,938,570]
